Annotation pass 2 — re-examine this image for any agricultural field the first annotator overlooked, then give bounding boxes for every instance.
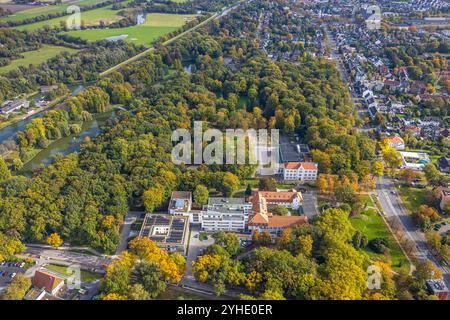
[63,13,198,47]
[0,0,111,23]
[0,44,78,74]
[144,13,198,27]
[351,208,411,274]
[15,5,124,31]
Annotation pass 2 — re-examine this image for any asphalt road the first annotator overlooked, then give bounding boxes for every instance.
[376,176,450,290]
[115,211,142,256]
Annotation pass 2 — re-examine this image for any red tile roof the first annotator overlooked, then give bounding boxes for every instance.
[33,270,63,294]
[267,216,308,228]
[258,191,300,203]
[389,136,404,144]
[284,162,318,170]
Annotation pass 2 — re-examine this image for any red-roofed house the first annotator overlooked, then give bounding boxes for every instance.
[388,136,405,150]
[257,191,303,209]
[33,270,64,295]
[283,162,318,181]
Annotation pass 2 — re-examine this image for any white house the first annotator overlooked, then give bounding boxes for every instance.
[283,162,318,181]
[388,136,405,150]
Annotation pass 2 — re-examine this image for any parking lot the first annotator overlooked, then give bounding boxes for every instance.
[0,261,26,289]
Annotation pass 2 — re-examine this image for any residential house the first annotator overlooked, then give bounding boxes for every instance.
[436,157,450,173]
[426,279,449,300]
[387,135,405,150]
[439,188,450,211]
[32,270,64,296]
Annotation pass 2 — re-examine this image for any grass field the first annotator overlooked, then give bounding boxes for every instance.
[0,0,110,23]
[44,264,103,283]
[351,208,410,274]
[0,44,78,73]
[15,5,123,31]
[397,185,429,212]
[63,13,197,47]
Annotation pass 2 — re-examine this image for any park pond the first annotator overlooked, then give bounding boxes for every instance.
[0,84,85,145]
[20,109,116,173]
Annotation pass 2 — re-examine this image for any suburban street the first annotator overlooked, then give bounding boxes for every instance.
[376,176,450,290]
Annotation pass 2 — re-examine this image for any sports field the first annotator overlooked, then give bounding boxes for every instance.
[63,13,198,47]
[15,5,123,31]
[0,44,78,73]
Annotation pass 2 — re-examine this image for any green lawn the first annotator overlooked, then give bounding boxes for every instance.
[62,13,198,47]
[358,194,374,208]
[44,264,103,283]
[397,186,428,211]
[0,44,78,74]
[0,0,111,23]
[15,5,123,31]
[351,209,410,274]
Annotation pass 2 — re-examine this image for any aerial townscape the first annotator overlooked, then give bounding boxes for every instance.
[0,0,448,306]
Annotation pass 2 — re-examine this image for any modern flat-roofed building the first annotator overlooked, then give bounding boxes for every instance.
[200,198,252,232]
[400,151,430,170]
[168,191,192,216]
[139,214,189,255]
[283,162,318,181]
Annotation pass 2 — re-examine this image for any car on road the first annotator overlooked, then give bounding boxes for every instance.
[433,224,442,231]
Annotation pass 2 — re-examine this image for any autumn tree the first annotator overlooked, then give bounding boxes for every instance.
[2,274,31,300]
[143,184,165,213]
[46,233,63,247]
[221,172,240,197]
[0,157,11,182]
[193,184,209,207]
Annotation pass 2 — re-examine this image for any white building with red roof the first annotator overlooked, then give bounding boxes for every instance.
[248,191,308,235]
[387,135,405,150]
[283,162,318,182]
